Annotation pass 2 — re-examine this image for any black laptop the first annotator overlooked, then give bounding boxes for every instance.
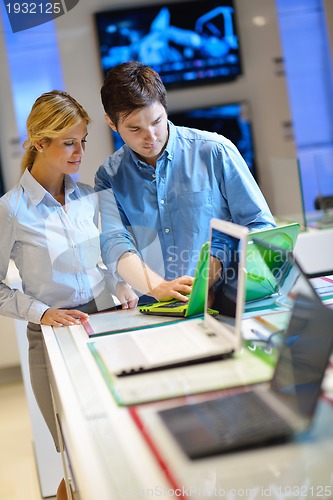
[158,291,333,459]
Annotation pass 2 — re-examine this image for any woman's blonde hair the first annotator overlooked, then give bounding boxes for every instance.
[21,90,91,173]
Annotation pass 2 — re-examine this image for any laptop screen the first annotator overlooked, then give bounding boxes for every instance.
[271,293,333,420]
[204,219,248,350]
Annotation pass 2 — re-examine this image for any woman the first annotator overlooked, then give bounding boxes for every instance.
[0,90,137,499]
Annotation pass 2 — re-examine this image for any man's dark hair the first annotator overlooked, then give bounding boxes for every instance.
[101,60,167,128]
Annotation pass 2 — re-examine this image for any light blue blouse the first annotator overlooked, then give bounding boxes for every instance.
[95,121,276,281]
[0,169,106,323]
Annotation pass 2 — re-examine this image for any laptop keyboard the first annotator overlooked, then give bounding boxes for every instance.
[155,301,186,309]
[159,391,294,458]
[196,392,292,439]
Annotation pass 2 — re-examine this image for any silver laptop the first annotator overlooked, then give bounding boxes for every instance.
[88,219,249,376]
[158,291,333,459]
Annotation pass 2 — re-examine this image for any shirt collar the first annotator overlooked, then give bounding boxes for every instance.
[165,120,176,159]
[64,174,81,198]
[20,168,80,206]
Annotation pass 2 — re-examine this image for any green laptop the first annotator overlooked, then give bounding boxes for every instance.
[245,222,301,302]
[139,241,215,317]
[139,222,301,314]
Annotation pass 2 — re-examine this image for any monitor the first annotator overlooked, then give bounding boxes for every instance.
[111,101,257,180]
[94,0,243,91]
[169,101,256,179]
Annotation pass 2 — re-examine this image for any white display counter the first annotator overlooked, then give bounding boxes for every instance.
[42,310,333,500]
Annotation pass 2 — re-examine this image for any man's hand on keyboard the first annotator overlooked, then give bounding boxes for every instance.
[151,276,194,302]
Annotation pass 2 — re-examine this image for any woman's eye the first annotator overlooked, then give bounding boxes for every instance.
[65,142,74,146]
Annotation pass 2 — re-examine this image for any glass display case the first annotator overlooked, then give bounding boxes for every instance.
[269,156,306,228]
[270,155,333,230]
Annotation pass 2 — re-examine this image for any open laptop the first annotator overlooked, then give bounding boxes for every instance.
[245,222,300,301]
[139,222,301,313]
[88,219,249,376]
[138,241,215,317]
[249,222,300,250]
[157,291,333,459]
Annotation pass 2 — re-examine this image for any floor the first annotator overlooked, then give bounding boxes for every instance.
[0,368,55,500]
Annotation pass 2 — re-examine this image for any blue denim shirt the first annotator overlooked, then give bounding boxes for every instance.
[0,169,106,323]
[95,121,275,281]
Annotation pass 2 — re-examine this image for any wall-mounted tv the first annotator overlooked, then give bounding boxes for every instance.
[94,0,242,90]
[111,102,257,181]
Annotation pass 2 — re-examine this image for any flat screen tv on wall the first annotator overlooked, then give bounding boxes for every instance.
[111,101,257,181]
[94,0,243,90]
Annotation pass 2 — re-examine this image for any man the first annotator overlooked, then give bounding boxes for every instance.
[95,61,276,305]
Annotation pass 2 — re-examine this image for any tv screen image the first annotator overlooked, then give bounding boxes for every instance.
[111,102,257,180]
[94,0,242,90]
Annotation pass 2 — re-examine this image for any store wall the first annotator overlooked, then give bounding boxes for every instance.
[276,0,333,216]
[324,0,333,61]
[0,0,296,215]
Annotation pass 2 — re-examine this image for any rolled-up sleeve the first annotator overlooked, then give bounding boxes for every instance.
[95,166,141,279]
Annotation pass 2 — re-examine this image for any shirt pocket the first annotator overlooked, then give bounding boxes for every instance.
[176,189,213,234]
[76,218,100,249]
[73,218,101,271]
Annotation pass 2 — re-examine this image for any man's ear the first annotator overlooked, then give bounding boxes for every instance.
[104,114,117,132]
